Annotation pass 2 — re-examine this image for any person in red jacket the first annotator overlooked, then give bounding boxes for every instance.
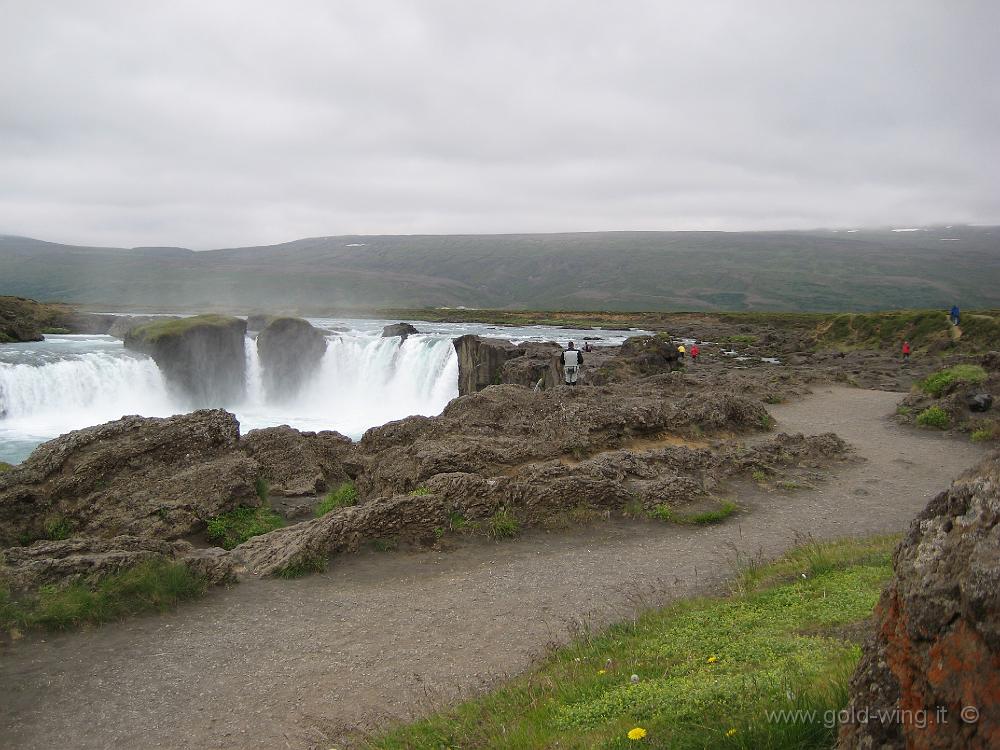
[690,343,700,363]
[902,340,911,361]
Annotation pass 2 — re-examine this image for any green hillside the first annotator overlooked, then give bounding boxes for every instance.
[1,227,997,312]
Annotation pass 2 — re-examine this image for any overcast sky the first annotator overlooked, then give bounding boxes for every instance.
[1,1,998,249]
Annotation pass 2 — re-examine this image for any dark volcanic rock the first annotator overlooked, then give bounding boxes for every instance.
[453,335,528,395]
[0,410,259,546]
[246,314,273,332]
[241,426,352,496]
[966,393,994,412]
[124,314,247,406]
[255,317,328,399]
[838,455,1000,750]
[381,322,419,339]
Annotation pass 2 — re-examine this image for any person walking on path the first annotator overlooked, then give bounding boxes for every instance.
[561,341,583,386]
[950,305,961,326]
[902,340,911,362]
[690,343,700,363]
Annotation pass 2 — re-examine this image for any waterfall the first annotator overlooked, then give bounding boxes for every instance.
[235,334,459,439]
[0,351,177,445]
[0,332,460,463]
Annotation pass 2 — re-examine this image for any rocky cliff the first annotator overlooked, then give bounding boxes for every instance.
[0,409,258,546]
[838,454,1000,749]
[124,314,247,405]
[255,317,328,399]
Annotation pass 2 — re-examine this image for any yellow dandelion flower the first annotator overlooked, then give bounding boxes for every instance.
[597,669,607,675]
[627,727,647,740]
[726,728,737,737]
[707,655,718,663]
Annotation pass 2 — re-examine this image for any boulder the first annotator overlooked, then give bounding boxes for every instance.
[838,454,1000,749]
[0,535,235,593]
[124,314,247,406]
[0,410,259,546]
[381,322,419,340]
[255,317,328,399]
[453,335,528,395]
[241,426,352,496]
[966,393,994,413]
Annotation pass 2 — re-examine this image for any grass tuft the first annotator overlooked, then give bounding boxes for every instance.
[0,560,206,633]
[488,508,519,539]
[916,406,950,429]
[919,364,988,397]
[205,505,285,549]
[315,481,360,516]
[274,553,327,579]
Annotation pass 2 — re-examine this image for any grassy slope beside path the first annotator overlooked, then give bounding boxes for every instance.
[369,535,897,750]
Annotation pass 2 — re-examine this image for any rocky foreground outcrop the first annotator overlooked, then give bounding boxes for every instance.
[838,454,1000,749]
[255,317,328,399]
[241,425,352,496]
[124,315,248,405]
[0,410,259,546]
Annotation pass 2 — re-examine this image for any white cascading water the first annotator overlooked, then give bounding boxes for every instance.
[235,334,458,437]
[0,332,459,464]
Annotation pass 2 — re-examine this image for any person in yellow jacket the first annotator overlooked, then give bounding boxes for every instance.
[677,344,686,359]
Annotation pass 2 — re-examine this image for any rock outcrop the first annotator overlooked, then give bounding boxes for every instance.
[838,454,1000,749]
[255,317,328,399]
[453,335,526,395]
[0,410,259,546]
[0,296,72,342]
[235,430,849,577]
[106,315,181,339]
[241,426,352,496]
[381,322,419,339]
[0,536,235,593]
[355,381,771,498]
[124,314,247,405]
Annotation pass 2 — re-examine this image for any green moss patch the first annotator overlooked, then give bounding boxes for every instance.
[315,481,359,516]
[918,364,988,397]
[205,505,285,549]
[1,560,207,634]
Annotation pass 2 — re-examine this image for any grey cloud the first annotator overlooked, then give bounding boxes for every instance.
[1,0,998,248]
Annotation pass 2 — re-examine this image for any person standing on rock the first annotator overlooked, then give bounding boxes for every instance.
[902,340,911,362]
[561,342,583,386]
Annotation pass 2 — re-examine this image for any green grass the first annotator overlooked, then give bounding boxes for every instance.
[127,314,242,343]
[918,364,988,397]
[255,477,270,503]
[0,460,12,473]
[488,508,520,539]
[916,406,950,429]
[42,515,73,541]
[652,501,739,525]
[368,535,896,750]
[970,425,998,443]
[274,553,327,579]
[410,486,432,496]
[0,560,207,634]
[205,505,285,549]
[315,481,360,516]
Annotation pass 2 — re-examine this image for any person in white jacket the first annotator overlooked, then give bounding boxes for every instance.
[561,342,583,386]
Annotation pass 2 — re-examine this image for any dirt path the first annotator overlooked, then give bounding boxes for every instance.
[1,387,987,750]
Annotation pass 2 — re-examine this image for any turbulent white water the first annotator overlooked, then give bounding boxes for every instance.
[0,319,647,465]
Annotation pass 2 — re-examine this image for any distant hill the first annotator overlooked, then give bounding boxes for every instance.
[1,227,998,312]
